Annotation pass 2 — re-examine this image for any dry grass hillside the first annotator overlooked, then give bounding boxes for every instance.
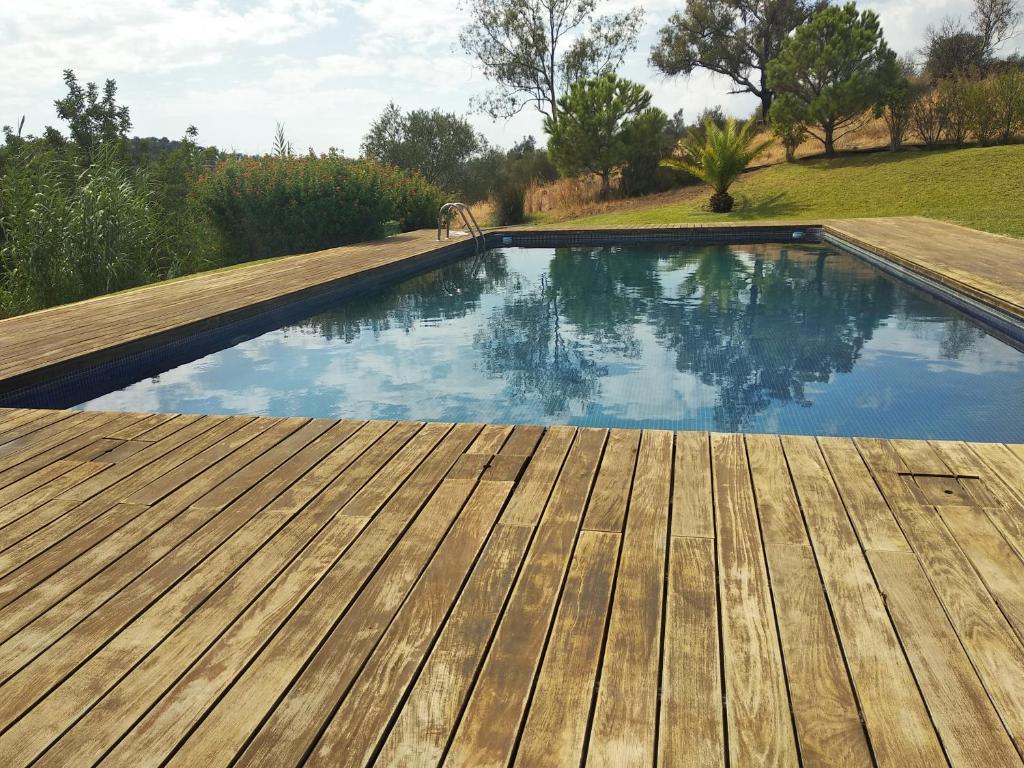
[519,116,899,223]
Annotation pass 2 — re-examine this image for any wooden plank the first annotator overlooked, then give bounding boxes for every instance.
[673,431,713,538]
[0,411,75,450]
[854,437,928,510]
[375,432,567,766]
[0,497,86,552]
[0,498,121,579]
[869,549,1021,767]
[782,435,946,768]
[28,423,396,767]
[0,412,139,481]
[0,502,150,609]
[160,424,481,767]
[936,504,1024,642]
[514,529,618,767]
[711,432,798,766]
[0,416,384,682]
[466,423,513,455]
[0,507,297,759]
[442,428,606,767]
[225,429,484,767]
[0,461,110,531]
[588,429,672,767]
[56,415,241,502]
[0,421,366,645]
[818,437,911,552]
[501,425,576,526]
[337,421,454,517]
[500,424,545,456]
[305,466,523,767]
[582,428,639,532]
[375,522,534,766]
[746,433,806,546]
[894,502,1024,754]
[968,442,1024,506]
[106,412,178,440]
[658,535,724,768]
[186,418,323,509]
[763,542,873,766]
[0,419,351,728]
[121,417,279,505]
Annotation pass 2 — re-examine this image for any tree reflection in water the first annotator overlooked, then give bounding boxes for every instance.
[288,242,986,432]
[472,243,908,431]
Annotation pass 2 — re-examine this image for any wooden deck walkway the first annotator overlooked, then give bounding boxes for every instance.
[1,407,1023,766]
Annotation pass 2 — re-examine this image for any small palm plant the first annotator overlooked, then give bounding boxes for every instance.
[661,118,771,213]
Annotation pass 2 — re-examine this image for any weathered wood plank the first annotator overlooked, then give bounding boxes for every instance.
[869,549,1022,766]
[442,428,606,767]
[658,535,724,768]
[782,435,947,768]
[712,432,799,766]
[588,429,672,767]
[673,430,713,538]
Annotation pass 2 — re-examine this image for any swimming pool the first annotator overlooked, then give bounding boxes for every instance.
[75,242,1024,440]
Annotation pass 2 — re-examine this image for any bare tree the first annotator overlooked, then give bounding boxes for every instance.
[972,0,1023,54]
[459,0,644,125]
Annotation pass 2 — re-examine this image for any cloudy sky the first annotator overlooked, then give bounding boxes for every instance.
[2,0,1019,155]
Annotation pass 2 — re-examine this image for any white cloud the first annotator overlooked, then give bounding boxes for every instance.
[0,0,1020,154]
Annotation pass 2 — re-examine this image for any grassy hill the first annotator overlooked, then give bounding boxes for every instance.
[543,144,1024,239]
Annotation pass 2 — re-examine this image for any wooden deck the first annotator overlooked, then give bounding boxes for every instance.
[1,407,1024,766]
[824,216,1024,321]
[1,216,1022,397]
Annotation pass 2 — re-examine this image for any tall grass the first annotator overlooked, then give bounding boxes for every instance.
[192,155,445,263]
[0,146,204,317]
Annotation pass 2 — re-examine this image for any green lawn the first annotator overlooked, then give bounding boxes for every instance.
[550,144,1024,238]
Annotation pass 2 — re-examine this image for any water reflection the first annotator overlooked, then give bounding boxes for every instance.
[78,244,1024,441]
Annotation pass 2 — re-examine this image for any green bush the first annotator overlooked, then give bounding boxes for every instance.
[492,178,527,226]
[964,78,1002,145]
[991,70,1024,143]
[192,155,444,262]
[0,145,202,317]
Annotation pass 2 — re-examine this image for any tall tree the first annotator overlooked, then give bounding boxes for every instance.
[650,0,825,121]
[972,0,1023,56]
[543,74,662,198]
[361,103,484,194]
[921,18,989,80]
[768,3,898,156]
[459,0,644,124]
[51,69,131,159]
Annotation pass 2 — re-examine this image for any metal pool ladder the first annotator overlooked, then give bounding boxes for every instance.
[437,202,485,253]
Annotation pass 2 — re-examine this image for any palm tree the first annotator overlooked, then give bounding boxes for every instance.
[661,118,771,213]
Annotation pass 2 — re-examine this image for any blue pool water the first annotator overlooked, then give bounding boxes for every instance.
[78,243,1024,440]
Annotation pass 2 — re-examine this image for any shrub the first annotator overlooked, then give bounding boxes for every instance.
[991,69,1024,143]
[492,178,527,225]
[0,144,200,317]
[769,101,807,162]
[910,86,948,146]
[192,156,444,262]
[937,76,972,145]
[874,55,917,151]
[620,107,674,196]
[661,118,771,213]
[965,78,1002,144]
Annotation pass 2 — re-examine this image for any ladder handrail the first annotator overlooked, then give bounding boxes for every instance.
[437,202,484,252]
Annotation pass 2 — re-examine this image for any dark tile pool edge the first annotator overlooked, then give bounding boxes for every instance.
[486,224,821,248]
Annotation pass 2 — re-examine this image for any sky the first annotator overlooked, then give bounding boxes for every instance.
[2,0,1020,155]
